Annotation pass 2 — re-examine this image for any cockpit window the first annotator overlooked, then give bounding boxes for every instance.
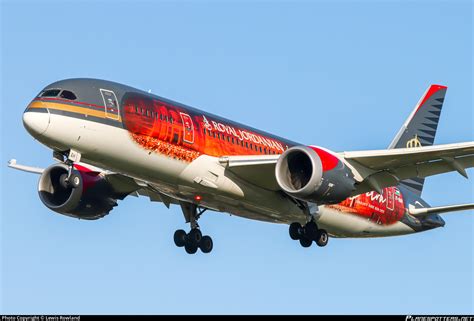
[60,90,77,100]
[39,89,61,97]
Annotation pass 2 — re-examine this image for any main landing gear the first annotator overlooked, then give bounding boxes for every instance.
[289,221,329,248]
[174,202,213,254]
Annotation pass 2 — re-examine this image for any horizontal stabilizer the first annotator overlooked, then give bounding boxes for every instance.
[409,203,474,217]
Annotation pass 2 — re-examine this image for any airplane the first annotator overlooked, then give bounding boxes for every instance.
[9,78,474,254]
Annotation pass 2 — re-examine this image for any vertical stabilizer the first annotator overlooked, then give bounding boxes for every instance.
[389,85,447,196]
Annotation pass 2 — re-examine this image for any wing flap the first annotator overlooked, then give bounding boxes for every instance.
[219,155,280,190]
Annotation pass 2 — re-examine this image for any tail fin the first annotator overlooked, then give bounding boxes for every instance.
[389,84,448,196]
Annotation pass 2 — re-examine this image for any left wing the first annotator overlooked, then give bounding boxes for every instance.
[342,141,474,195]
[219,142,474,195]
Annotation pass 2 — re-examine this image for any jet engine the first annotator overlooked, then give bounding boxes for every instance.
[38,163,119,219]
[275,145,356,204]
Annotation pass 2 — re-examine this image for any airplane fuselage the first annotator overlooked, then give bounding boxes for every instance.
[22,78,445,238]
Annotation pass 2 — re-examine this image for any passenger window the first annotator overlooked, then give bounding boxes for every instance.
[172,133,179,144]
[40,89,61,97]
[60,90,77,100]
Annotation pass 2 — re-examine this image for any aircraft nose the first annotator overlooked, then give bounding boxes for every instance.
[23,110,50,138]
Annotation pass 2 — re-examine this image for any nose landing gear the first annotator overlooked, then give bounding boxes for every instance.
[55,149,82,189]
[175,202,214,254]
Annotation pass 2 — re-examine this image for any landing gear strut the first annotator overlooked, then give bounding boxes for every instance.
[289,221,329,248]
[174,202,213,254]
[57,149,82,189]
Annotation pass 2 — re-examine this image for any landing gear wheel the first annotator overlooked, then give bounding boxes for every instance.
[289,222,303,240]
[173,229,187,247]
[188,228,202,245]
[199,235,213,253]
[69,173,81,188]
[299,237,312,248]
[177,202,214,254]
[304,221,318,240]
[59,172,80,189]
[184,241,198,254]
[316,229,329,247]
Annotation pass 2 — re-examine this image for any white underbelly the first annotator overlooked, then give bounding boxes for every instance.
[38,113,416,238]
[317,206,415,237]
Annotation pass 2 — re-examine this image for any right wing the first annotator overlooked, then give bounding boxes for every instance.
[8,159,44,174]
[8,159,178,207]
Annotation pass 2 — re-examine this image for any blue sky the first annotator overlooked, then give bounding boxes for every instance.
[1,0,472,314]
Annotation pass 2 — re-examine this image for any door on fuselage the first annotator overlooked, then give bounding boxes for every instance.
[100,89,120,120]
[180,112,194,144]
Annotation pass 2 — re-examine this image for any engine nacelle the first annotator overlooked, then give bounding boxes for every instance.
[275,145,356,204]
[38,163,118,219]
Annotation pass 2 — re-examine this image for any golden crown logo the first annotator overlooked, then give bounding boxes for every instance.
[202,115,213,130]
[406,134,422,148]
